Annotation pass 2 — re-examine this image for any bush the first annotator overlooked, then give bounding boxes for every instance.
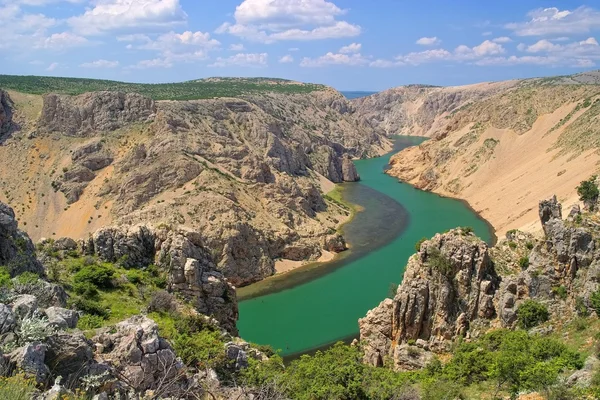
[147,290,176,313]
[72,281,99,299]
[517,300,549,329]
[415,238,427,252]
[0,267,11,288]
[591,290,600,317]
[518,256,530,270]
[71,297,109,318]
[73,265,115,289]
[77,314,104,330]
[14,272,39,285]
[576,297,590,317]
[577,176,599,209]
[18,314,56,344]
[172,330,227,370]
[427,249,453,277]
[552,286,568,300]
[125,269,146,285]
[0,375,36,400]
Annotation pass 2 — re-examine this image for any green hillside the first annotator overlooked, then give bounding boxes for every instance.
[0,75,326,100]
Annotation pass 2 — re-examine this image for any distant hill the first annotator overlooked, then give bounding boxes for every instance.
[0,75,327,101]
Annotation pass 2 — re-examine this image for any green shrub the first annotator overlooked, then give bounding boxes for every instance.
[0,375,36,400]
[518,256,530,270]
[591,290,600,317]
[415,237,427,252]
[517,300,549,329]
[0,267,12,288]
[77,314,105,330]
[172,330,227,370]
[508,241,517,249]
[576,297,590,317]
[14,272,39,285]
[552,286,568,300]
[147,290,176,313]
[71,297,109,318]
[125,269,146,285]
[459,226,474,235]
[427,249,453,277]
[73,265,115,289]
[72,281,99,299]
[526,241,534,250]
[577,176,599,209]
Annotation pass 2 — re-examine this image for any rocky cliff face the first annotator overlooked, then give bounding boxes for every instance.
[0,202,44,277]
[360,194,600,371]
[0,86,389,286]
[365,73,600,235]
[0,90,12,137]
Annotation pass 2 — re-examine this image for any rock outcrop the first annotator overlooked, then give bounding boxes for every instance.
[359,228,499,369]
[81,225,238,334]
[40,91,156,137]
[0,202,44,277]
[0,90,12,137]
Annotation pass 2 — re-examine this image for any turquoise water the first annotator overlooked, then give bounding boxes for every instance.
[237,136,494,356]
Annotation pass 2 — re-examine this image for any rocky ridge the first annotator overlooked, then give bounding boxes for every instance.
[0,84,390,286]
[360,194,600,372]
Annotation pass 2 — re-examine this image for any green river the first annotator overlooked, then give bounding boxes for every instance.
[237,136,495,357]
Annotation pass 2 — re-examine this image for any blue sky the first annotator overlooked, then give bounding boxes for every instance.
[2,0,600,91]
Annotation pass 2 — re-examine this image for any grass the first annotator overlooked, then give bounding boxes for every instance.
[0,75,326,100]
[323,185,362,233]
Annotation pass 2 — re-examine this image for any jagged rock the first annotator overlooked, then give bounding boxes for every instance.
[341,154,360,182]
[539,195,562,232]
[45,332,95,385]
[0,202,44,276]
[567,204,582,222]
[90,225,155,268]
[9,342,50,383]
[0,303,15,334]
[45,307,79,330]
[40,92,156,137]
[11,295,38,320]
[360,229,499,369]
[225,343,249,370]
[0,90,13,136]
[393,344,435,371]
[53,237,78,251]
[322,234,347,253]
[567,356,600,388]
[12,280,68,308]
[93,315,184,394]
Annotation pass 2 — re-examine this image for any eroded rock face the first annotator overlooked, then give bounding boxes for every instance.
[40,91,156,137]
[0,90,13,137]
[360,229,499,369]
[0,202,44,277]
[81,225,238,333]
[539,195,563,233]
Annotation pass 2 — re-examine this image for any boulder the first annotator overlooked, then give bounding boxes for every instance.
[341,154,360,182]
[53,237,78,251]
[9,342,50,383]
[0,90,13,137]
[45,332,94,385]
[0,303,16,335]
[45,307,79,330]
[0,202,44,276]
[539,195,562,233]
[11,295,38,320]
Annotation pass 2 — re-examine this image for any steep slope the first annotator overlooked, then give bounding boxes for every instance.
[354,71,600,235]
[0,78,390,286]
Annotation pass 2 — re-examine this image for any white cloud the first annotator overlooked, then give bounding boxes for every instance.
[46,62,59,71]
[229,43,245,51]
[208,52,268,67]
[139,30,220,51]
[80,59,120,68]
[131,58,173,69]
[279,54,294,63]
[395,49,453,65]
[369,59,396,68]
[68,0,187,36]
[524,39,561,53]
[506,7,600,36]
[300,52,368,67]
[416,36,441,46]
[216,0,361,42]
[6,0,81,4]
[492,37,512,43]
[37,32,88,50]
[339,42,361,53]
[288,47,299,51]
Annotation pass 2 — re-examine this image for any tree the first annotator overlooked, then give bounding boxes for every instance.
[577,176,599,211]
[516,300,549,329]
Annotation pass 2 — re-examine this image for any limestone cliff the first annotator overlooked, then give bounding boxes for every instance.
[0,85,390,286]
[360,194,600,371]
[354,71,600,235]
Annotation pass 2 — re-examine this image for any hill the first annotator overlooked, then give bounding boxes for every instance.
[354,70,600,235]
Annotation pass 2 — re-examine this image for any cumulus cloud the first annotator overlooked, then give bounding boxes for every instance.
[80,59,120,68]
[492,37,512,43]
[506,7,600,36]
[279,54,294,63]
[131,58,173,69]
[68,0,187,36]
[524,39,561,53]
[229,43,245,51]
[416,36,441,46]
[37,32,88,50]
[46,62,59,71]
[208,52,268,67]
[300,52,368,67]
[216,0,361,42]
[339,42,361,53]
[6,0,81,4]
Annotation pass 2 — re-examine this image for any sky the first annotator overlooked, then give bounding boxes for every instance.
[2,0,600,91]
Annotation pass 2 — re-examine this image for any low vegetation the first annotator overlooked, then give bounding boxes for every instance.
[0,75,326,100]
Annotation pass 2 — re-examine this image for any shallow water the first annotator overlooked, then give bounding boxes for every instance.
[237,136,494,356]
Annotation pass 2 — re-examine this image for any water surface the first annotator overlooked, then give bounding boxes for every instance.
[237,136,494,356]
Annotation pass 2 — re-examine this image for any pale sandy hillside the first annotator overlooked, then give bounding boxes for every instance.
[355,72,600,236]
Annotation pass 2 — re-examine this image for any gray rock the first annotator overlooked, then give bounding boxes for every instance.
[0,202,44,277]
[539,195,562,233]
[45,332,94,385]
[341,154,360,182]
[45,307,79,330]
[53,237,78,251]
[9,342,50,383]
[0,90,13,137]
[0,303,16,335]
[567,204,582,222]
[11,295,38,320]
